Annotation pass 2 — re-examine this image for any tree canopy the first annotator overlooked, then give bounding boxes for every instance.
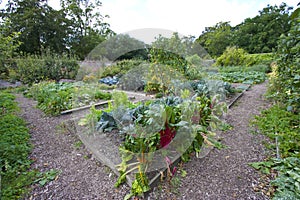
[233,3,293,53]
[196,3,294,57]
[0,0,113,59]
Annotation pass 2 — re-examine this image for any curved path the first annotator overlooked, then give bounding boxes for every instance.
[16,82,270,200]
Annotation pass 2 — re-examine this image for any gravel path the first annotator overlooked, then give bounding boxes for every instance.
[16,81,270,200]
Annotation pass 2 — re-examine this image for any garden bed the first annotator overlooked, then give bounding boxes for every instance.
[23,78,252,197]
[64,84,246,196]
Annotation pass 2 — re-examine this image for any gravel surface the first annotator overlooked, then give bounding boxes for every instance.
[16,81,270,200]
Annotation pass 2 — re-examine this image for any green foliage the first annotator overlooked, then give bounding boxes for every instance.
[124,173,150,199]
[269,8,300,112]
[245,53,275,67]
[219,64,271,73]
[26,81,74,115]
[233,3,292,53]
[26,81,112,115]
[196,21,233,57]
[1,0,113,58]
[216,46,248,66]
[0,19,21,79]
[0,91,34,199]
[212,71,266,84]
[111,91,131,109]
[88,34,147,61]
[35,169,60,186]
[250,157,300,199]
[217,52,274,68]
[145,64,185,93]
[251,6,300,200]
[149,32,206,76]
[185,54,209,80]
[95,90,112,100]
[271,157,300,200]
[197,3,292,56]
[249,161,274,174]
[190,80,235,98]
[0,91,19,114]
[109,92,227,197]
[253,104,300,158]
[101,59,143,78]
[15,54,79,84]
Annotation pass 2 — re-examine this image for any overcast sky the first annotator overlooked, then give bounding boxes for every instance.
[98,0,298,37]
[1,0,298,38]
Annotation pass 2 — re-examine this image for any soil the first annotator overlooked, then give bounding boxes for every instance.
[15,81,270,200]
[0,79,22,88]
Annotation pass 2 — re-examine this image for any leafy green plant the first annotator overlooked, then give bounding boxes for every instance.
[0,91,35,199]
[211,71,266,84]
[103,91,226,198]
[250,157,300,199]
[216,46,248,66]
[145,63,185,94]
[219,64,271,73]
[0,19,21,80]
[268,8,300,112]
[253,104,300,158]
[250,7,300,200]
[26,81,112,115]
[101,59,143,78]
[15,53,79,85]
[35,169,60,186]
[249,161,274,174]
[245,53,274,67]
[271,157,300,200]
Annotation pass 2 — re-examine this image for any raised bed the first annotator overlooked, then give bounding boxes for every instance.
[65,83,250,196]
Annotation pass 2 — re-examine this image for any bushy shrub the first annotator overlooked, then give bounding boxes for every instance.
[216,46,274,68]
[216,46,248,66]
[185,54,209,80]
[186,54,203,66]
[15,54,79,85]
[101,59,143,78]
[269,11,300,112]
[245,53,274,66]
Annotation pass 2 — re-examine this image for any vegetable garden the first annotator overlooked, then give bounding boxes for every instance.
[0,2,299,199]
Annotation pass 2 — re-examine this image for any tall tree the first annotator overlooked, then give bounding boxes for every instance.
[61,0,114,59]
[0,19,21,77]
[87,34,147,61]
[0,0,113,58]
[196,21,233,57]
[1,0,48,54]
[233,3,293,53]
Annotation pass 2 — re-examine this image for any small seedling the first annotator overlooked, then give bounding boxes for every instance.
[74,140,83,149]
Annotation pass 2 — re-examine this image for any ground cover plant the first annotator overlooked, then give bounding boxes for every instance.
[0,90,59,199]
[25,81,112,115]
